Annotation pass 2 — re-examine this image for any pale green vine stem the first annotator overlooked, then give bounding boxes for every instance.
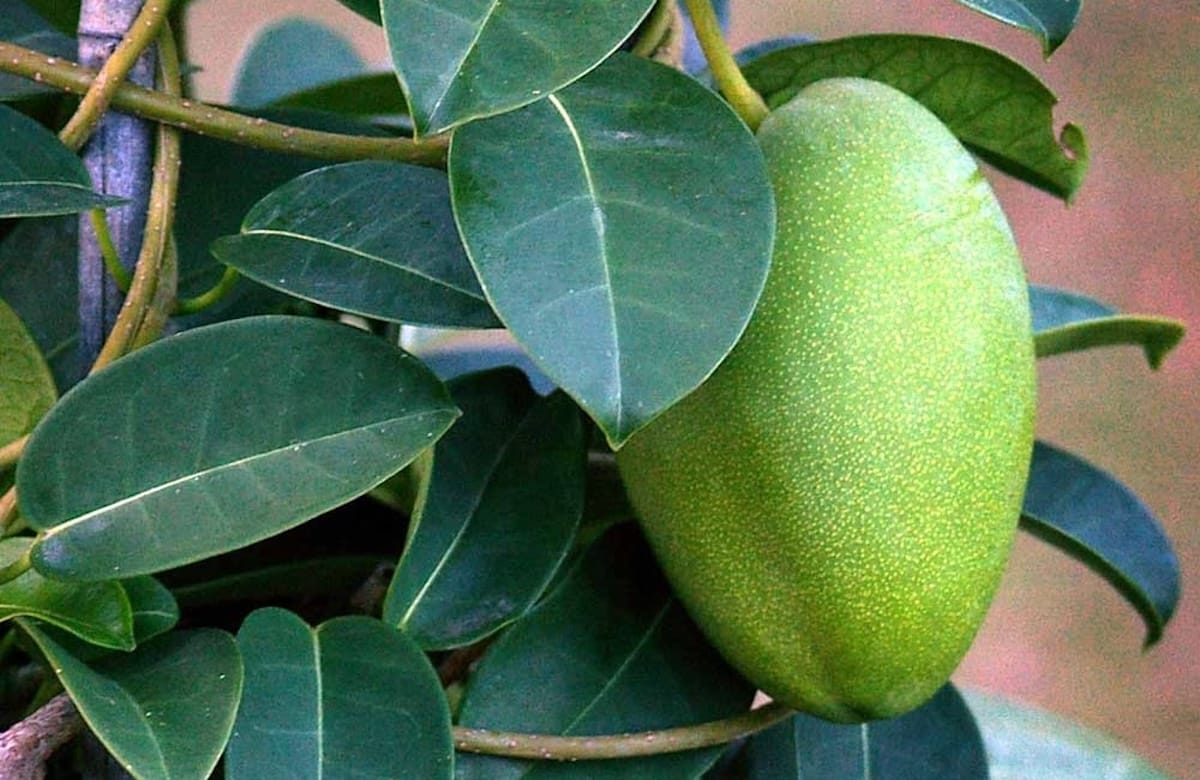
[0,41,448,167]
[452,701,794,761]
[0,435,29,472]
[58,0,173,151]
[631,0,675,57]
[89,23,183,374]
[88,209,133,291]
[681,0,768,130]
[173,265,240,315]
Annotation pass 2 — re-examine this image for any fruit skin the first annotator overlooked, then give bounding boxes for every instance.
[616,77,1036,723]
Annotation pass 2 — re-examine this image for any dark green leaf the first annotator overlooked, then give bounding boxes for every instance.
[1021,441,1179,645]
[741,35,1088,201]
[23,622,242,780]
[0,217,83,390]
[122,576,179,644]
[172,555,384,609]
[271,72,409,116]
[211,161,499,328]
[964,690,1172,779]
[0,538,132,649]
[1031,286,1184,368]
[384,369,586,649]
[0,296,57,448]
[954,0,1082,55]
[451,53,774,447]
[174,132,328,327]
[232,18,365,109]
[0,105,124,217]
[724,685,987,779]
[335,0,382,25]
[383,0,655,134]
[19,316,459,580]
[20,0,78,35]
[457,523,755,779]
[0,3,76,102]
[226,608,453,780]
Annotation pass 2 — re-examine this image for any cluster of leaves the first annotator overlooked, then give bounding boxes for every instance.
[0,0,1186,777]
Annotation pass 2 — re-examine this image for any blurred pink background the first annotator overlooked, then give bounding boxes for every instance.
[184,1,1199,775]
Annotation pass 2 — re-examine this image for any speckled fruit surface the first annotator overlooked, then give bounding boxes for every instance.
[616,77,1036,723]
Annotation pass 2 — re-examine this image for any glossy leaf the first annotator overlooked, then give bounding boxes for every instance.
[964,691,1172,779]
[384,369,586,649]
[457,523,756,779]
[123,576,179,644]
[211,161,499,328]
[232,18,365,109]
[19,0,78,35]
[0,538,132,649]
[954,0,1082,55]
[0,105,123,217]
[723,685,987,779]
[226,608,453,780]
[18,316,459,580]
[1030,286,1184,368]
[23,622,242,780]
[1021,441,1179,645]
[383,0,655,135]
[0,297,57,451]
[741,35,1088,201]
[451,53,774,447]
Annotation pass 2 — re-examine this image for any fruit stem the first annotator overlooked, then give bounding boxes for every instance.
[453,700,794,760]
[681,0,768,130]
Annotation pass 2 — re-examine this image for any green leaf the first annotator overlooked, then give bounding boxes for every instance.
[211,161,499,328]
[18,316,459,580]
[0,105,124,217]
[232,18,365,109]
[172,555,384,609]
[335,0,382,25]
[0,218,81,390]
[963,691,1172,779]
[19,0,78,35]
[0,2,76,102]
[382,0,656,135]
[384,368,586,649]
[457,523,756,779]
[721,685,987,779]
[1021,441,1179,646]
[23,622,243,780]
[741,35,1088,201]
[1031,286,1184,368]
[122,576,179,644]
[0,538,133,650]
[271,72,409,116]
[226,608,453,780]
[451,53,774,447]
[174,132,328,327]
[954,0,1082,55]
[0,296,57,448]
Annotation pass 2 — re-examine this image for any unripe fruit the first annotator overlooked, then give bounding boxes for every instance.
[616,77,1036,723]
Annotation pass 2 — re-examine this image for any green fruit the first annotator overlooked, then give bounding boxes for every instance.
[616,77,1036,723]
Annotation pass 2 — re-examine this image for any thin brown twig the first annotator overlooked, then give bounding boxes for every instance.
[0,694,82,780]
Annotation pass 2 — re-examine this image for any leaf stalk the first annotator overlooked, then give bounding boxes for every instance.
[681,0,768,130]
[452,701,794,761]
